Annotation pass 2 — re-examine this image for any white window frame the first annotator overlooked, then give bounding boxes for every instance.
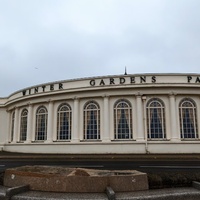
[146,98,166,140]
[35,106,48,141]
[20,109,28,141]
[179,98,198,139]
[57,103,72,141]
[114,99,132,140]
[83,101,100,140]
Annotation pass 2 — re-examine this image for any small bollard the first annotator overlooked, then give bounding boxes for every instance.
[106,186,116,200]
[193,181,200,190]
[5,185,29,200]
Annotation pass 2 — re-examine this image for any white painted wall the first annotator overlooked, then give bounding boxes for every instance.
[0,107,8,150]
[1,74,200,154]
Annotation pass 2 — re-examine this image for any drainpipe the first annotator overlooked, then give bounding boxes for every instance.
[142,95,149,154]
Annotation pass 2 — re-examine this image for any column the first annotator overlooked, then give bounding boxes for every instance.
[7,110,12,143]
[142,96,147,139]
[72,97,80,142]
[26,103,33,143]
[136,94,145,141]
[13,107,19,143]
[103,95,110,142]
[46,100,54,143]
[169,93,179,141]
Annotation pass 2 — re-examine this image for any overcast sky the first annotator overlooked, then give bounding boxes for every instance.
[1,0,200,97]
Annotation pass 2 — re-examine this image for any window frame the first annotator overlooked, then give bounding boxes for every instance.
[57,103,72,141]
[146,98,166,140]
[11,111,15,142]
[35,106,48,141]
[114,99,132,140]
[20,109,28,141]
[83,100,100,140]
[179,98,198,140]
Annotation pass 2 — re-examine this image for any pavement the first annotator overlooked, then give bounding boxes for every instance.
[0,185,200,200]
[0,152,200,199]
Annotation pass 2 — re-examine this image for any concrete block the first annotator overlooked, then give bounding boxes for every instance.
[106,187,115,200]
[193,181,200,190]
[0,185,30,200]
[4,166,148,193]
[6,185,29,199]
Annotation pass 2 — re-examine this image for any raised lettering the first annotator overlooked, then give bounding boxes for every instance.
[152,76,156,83]
[120,77,125,84]
[140,76,146,83]
[130,77,135,83]
[50,84,54,91]
[110,78,115,85]
[99,79,105,86]
[34,87,38,93]
[42,85,46,92]
[188,76,192,83]
[90,79,95,86]
[22,90,26,96]
[59,83,63,89]
[196,77,200,83]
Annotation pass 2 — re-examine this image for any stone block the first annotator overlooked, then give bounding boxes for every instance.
[4,166,148,193]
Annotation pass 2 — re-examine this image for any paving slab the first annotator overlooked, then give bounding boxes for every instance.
[116,187,200,200]
[0,186,197,200]
[8,187,200,200]
[12,191,108,200]
[0,185,7,198]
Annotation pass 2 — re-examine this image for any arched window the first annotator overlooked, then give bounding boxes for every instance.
[11,111,15,142]
[57,103,72,140]
[146,98,166,139]
[114,99,132,139]
[179,98,198,139]
[20,109,28,141]
[35,106,48,141]
[83,101,100,140]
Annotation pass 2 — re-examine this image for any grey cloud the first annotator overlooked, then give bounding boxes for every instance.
[1,0,200,96]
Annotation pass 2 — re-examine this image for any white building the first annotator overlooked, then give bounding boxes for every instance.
[0,73,200,154]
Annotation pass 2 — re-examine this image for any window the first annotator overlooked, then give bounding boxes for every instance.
[114,99,132,139]
[179,98,198,139]
[57,104,72,140]
[146,98,166,139]
[20,109,28,141]
[83,101,100,140]
[11,111,15,141]
[35,106,48,141]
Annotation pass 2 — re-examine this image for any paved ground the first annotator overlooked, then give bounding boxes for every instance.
[0,152,200,199]
[0,185,200,200]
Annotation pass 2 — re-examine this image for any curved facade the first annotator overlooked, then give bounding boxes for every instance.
[0,73,200,154]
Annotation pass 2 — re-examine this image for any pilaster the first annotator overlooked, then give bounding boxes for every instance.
[169,93,179,141]
[103,95,110,142]
[13,107,19,143]
[26,103,33,143]
[72,97,80,142]
[46,100,54,143]
[136,93,145,141]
